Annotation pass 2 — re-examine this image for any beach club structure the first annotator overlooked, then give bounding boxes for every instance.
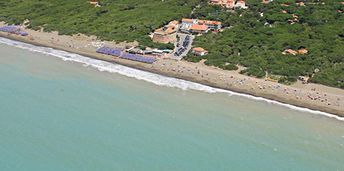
[152,20,179,44]
[0,25,28,36]
[180,18,222,34]
[96,47,156,64]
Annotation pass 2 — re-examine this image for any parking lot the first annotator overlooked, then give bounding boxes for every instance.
[170,33,194,60]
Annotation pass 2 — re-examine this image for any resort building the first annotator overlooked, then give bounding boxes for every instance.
[209,0,247,9]
[180,18,196,32]
[198,20,222,30]
[189,25,209,34]
[192,47,208,56]
[152,20,179,44]
[180,18,222,34]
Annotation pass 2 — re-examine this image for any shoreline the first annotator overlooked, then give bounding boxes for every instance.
[0,26,343,117]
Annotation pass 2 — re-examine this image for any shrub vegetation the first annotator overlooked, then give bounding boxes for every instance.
[0,0,201,48]
[185,0,344,88]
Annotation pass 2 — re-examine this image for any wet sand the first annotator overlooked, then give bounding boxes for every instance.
[0,22,343,116]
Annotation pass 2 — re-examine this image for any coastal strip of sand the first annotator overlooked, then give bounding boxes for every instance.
[0,22,343,117]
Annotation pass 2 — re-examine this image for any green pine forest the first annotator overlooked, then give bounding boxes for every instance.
[0,0,343,88]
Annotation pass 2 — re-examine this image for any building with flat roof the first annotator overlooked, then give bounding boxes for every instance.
[152,20,179,44]
[189,25,209,34]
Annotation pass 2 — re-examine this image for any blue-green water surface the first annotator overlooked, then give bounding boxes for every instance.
[0,43,343,171]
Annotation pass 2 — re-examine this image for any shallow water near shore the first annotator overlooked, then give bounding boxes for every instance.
[0,42,344,170]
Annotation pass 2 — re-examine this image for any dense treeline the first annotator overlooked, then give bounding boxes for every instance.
[0,0,201,49]
[185,0,344,88]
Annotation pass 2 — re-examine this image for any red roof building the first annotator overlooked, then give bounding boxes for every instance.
[180,18,222,33]
[192,47,208,56]
[189,24,209,33]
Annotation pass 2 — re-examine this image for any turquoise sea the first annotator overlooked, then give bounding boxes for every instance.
[0,38,344,171]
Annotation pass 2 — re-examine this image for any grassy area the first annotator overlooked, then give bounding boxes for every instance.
[185,0,344,88]
[0,0,201,49]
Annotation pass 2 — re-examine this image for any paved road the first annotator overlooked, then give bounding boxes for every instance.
[170,33,194,60]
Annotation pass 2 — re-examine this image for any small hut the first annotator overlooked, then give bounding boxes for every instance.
[192,47,208,56]
[89,0,101,7]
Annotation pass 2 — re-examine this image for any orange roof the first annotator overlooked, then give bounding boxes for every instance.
[182,18,194,23]
[154,26,176,35]
[198,20,222,26]
[298,48,308,55]
[193,47,207,52]
[190,24,208,31]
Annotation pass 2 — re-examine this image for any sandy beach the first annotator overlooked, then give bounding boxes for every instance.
[0,22,343,116]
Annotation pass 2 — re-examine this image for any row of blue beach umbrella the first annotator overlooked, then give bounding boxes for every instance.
[97,46,156,64]
[0,25,28,36]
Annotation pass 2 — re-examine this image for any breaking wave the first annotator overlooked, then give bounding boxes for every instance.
[0,37,343,121]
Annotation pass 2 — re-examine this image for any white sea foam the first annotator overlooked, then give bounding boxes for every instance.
[0,37,343,121]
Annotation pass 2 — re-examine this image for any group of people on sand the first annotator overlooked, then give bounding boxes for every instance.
[157,61,342,108]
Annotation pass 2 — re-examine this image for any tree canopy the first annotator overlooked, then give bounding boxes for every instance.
[185,0,344,88]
